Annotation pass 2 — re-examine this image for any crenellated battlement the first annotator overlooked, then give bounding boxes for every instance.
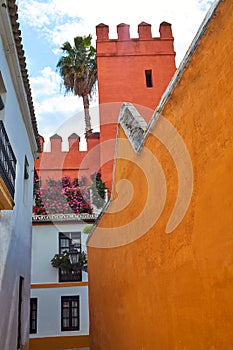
[46,132,100,153]
[35,132,100,186]
[96,22,174,58]
[96,21,173,41]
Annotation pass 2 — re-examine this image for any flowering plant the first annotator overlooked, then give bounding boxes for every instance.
[50,251,71,269]
[33,175,93,215]
[50,250,88,269]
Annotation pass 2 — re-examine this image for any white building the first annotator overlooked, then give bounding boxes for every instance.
[0,1,40,350]
[29,213,97,350]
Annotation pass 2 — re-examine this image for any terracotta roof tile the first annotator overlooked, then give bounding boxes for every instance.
[7,0,41,151]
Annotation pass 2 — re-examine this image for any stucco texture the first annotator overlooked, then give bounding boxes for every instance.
[88,1,233,349]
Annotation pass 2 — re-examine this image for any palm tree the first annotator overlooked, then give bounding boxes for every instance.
[57,35,97,134]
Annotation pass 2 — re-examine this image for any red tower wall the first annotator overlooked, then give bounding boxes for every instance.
[35,22,176,193]
[96,22,176,189]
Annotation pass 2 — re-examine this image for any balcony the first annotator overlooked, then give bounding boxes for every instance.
[51,247,87,282]
[0,121,17,209]
[59,267,82,282]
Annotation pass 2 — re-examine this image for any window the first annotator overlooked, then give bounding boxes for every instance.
[23,156,29,205]
[24,156,29,180]
[30,298,38,334]
[0,71,6,121]
[59,232,81,254]
[59,232,82,282]
[0,120,17,209]
[0,95,4,111]
[59,233,71,254]
[0,71,16,210]
[61,296,80,331]
[17,276,24,349]
[145,69,153,87]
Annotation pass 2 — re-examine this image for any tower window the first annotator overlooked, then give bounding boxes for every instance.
[145,70,153,88]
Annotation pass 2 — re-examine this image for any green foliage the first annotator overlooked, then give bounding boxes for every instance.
[82,224,94,234]
[51,251,71,269]
[56,34,97,132]
[77,251,88,267]
[50,251,87,269]
[90,172,107,208]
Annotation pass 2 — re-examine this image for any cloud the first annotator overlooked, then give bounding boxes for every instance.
[17,0,82,44]
[17,0,56,28]
[34,94,82,140]
[49,21,87,48]
[30,67,61,97]
[198,0,214,11]
[35,95,99,149]
[38,95,82,115]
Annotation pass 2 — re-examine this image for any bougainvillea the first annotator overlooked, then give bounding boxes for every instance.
[33,175,93,215]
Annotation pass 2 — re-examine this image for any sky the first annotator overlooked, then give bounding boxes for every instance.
[16,0,214,149]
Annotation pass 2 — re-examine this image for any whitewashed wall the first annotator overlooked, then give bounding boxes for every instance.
[31,222,90,338]
[31,222,89,283]
[30,285,89,338]
[0,14,38,350]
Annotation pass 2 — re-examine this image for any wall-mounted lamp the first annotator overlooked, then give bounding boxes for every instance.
[69,244,79,265]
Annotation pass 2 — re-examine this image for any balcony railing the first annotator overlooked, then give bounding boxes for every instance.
[59,267,82,282]
[0,121,17,200]
[32,212,98,222]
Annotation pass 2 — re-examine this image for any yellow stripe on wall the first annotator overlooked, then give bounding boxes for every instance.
[31,282,88,289]
[29,335,89,350]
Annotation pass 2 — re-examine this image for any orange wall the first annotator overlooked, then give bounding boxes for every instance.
[88,1,233,349]
[29,335,89,350]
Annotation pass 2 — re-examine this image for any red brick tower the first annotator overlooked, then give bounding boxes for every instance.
[96,21,176,189]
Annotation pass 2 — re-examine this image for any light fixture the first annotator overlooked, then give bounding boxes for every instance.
[69,244,79,265]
